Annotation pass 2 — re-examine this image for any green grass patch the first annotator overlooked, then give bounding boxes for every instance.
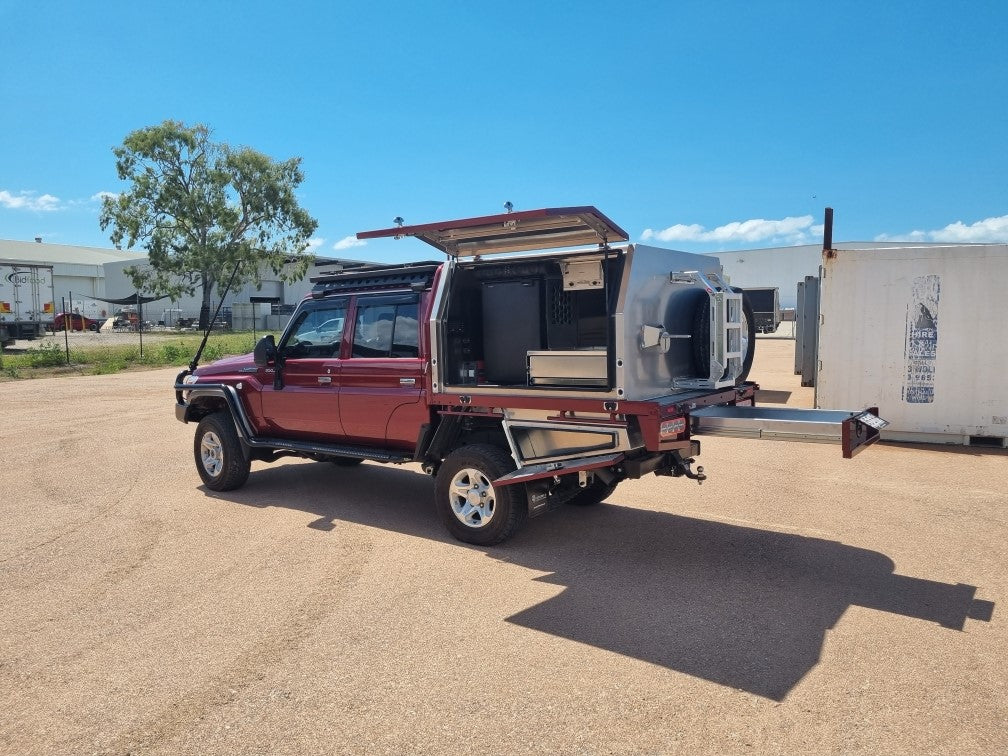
[0,332,277,380]
[23,342,67,368]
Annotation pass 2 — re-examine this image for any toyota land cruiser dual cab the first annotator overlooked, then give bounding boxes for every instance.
[175,207,886,545]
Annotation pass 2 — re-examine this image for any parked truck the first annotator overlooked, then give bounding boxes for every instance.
[0,263,55,346]
[174,207,886,545]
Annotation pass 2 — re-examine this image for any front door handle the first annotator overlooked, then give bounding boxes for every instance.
[318,376,332,384]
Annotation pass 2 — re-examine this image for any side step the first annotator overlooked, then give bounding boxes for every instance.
[176,384,413,464]
[690,406,888,458]
[245,435,413,464]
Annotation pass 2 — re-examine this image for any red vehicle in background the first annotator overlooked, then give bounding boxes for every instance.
[54,312,105,332]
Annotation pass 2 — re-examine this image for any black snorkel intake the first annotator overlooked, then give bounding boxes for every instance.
[187,261,243,374]
[175,261,243,395]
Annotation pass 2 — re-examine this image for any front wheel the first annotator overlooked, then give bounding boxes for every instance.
[434,444,528,546]
[193,411,251,491]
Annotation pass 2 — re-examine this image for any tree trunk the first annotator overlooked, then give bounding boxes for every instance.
[199,278,213,330]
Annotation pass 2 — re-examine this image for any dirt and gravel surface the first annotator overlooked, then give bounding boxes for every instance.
[0,340,1004,755]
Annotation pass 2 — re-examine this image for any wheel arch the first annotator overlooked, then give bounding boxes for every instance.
[421,413,511,463]
[184,394,231,423]
[179,384,257,448]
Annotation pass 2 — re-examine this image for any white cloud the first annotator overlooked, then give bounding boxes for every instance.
[875,214,1008,243]
[641,215,816,245]
[91,191,118,202]
[333,235,366,251]
[0,189,62,212]
[306,237,325,252]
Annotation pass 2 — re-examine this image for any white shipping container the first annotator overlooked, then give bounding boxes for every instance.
[816,244,1008,446]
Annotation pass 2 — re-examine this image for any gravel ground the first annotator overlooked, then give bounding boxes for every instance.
[0,339,1004,755]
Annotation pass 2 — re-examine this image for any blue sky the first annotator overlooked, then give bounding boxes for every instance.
[1,1,1006,263]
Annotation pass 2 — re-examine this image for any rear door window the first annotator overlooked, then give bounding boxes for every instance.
[352,297,420,358]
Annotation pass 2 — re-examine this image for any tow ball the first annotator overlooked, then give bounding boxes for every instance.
[684,463,706,484]
[669,452,706,485]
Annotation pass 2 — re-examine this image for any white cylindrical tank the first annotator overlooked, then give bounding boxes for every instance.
[816,244,1008,446]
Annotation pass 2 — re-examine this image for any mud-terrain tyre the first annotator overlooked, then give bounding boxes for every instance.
[194,411,251,491]
[331,456,364,467]
[434,444,528,546]
[692,291,756,384]
[566,479,618,506]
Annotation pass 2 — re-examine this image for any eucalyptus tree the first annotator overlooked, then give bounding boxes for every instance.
[100,120,318,328]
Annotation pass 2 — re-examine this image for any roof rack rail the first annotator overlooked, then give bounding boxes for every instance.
[309,261,442,297]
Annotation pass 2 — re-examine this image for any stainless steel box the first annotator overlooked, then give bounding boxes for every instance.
[527,349,607,387]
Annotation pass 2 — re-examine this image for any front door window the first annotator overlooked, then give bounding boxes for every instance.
[284,305,347,358]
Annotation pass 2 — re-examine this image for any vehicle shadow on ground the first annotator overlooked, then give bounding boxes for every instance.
[204,461,995,701]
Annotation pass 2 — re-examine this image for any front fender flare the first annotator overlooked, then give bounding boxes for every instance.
[174,382,257,459]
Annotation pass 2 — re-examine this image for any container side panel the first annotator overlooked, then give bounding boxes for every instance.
[818,245,1008,441]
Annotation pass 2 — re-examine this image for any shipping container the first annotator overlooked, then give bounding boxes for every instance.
[742,287,781,333]
[817,244,1008,446]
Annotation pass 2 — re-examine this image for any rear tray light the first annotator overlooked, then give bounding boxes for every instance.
[660,418,687,437]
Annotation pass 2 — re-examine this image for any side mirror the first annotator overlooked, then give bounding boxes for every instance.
[253,334,277,366]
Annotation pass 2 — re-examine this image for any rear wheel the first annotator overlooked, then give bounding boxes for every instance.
[434,444,528,545]
[193,411,251,491]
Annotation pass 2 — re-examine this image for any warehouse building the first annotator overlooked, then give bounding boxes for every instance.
[0,237,365,330]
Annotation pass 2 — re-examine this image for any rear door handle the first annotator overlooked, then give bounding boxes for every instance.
[318,376,332,384]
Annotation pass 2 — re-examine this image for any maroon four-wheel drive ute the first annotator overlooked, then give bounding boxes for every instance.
[175,207,886,545]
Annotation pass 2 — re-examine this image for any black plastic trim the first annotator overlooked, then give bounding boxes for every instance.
[175,382,413,464]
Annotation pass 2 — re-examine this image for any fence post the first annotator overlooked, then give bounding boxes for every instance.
[62,296,69,364]
[137,292,143,358]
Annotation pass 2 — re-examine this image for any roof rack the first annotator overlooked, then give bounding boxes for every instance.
[309,261,441,297]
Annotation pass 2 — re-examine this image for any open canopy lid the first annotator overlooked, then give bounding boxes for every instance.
[356,206,629,257]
